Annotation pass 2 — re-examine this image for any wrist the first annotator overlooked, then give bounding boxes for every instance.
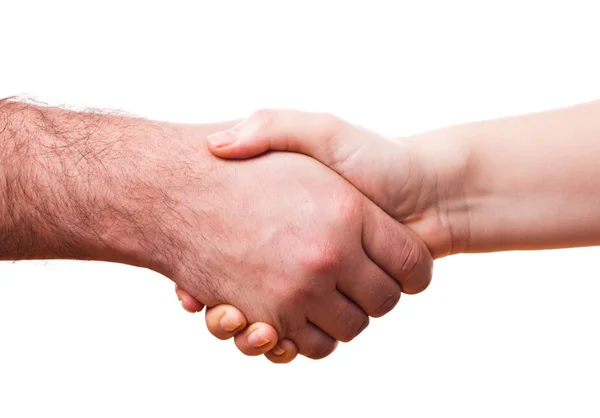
[402,125,474,257]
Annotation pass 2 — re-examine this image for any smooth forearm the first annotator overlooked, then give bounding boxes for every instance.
[414,101,600,253]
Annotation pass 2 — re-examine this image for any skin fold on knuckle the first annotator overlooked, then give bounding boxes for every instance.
[399,241,432,294]
[341,315,370,343]
[396,239,422,281]
[371,291,401,318]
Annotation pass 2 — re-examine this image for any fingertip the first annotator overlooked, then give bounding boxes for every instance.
[265,339,299,364]
[206,130,237,151]
[175,286,204,313]
[234,323,278,356]
[208,138,268,161]
[205,305,247,340]
[205,130,253,160]
[207,112,287,160]
[182,296,205,313]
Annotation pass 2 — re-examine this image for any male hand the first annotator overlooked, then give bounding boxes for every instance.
[160,123,433,359]
[0,102,432,361]
[205,110,470,258]
[178,109,469,362]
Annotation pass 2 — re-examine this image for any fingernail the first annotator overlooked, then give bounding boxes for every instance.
[219,311,243,332]
[272,344,285,356]
[247,329,270,347]
[207,130,237,148]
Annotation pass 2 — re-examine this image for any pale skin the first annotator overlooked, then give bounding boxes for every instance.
[0,99,432,361]
[185,101,600,362]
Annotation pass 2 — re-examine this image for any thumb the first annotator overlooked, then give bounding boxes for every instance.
[205,109,355,167]
[206,109,411,220]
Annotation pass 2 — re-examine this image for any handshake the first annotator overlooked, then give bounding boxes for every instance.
[173,109,450,363]
[3,100,595,363]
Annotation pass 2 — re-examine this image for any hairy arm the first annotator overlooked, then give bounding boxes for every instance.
[0,98,229,269]
[0,99,431,360]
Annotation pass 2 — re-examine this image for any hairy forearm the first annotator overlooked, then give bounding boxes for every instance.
[0,99,231,272]
[0,99,162,264]
[414,100,600,253]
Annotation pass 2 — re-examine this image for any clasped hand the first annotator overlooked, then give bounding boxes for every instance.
[175,110,445,363]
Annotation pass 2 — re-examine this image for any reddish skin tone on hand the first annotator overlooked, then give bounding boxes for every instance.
[181,102,600,362]
[0,100,432,362]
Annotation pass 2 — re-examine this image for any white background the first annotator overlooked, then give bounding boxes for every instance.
[1,1,600,417]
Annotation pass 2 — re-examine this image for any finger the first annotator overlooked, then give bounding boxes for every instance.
[361,200,434,294]
[206,109,408,220]
[264,339,299,364]
[206,109,349,162]
[175,285,205,313]
[233,323,278,356]
[307,292,369,343]
[288,322,338,360]
[205,305,247,340]
[337,258,402,318]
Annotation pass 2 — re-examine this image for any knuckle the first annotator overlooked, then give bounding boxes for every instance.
[398,239,424,278]
[276,284,299,304]
[371,290,401,318]
[398,241,433,295]
[278,279,322,307]
[306,339,338,360]
[317,112,347,146]
[301,243,343,277]
[251,108,278,130]
[282,290,307,311]
[340,315,369,342]
[317,112,343,131]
